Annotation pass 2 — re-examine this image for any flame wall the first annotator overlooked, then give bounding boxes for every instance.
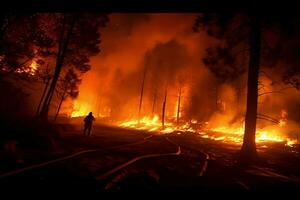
[60,13,300,143]
[67,13,217,120]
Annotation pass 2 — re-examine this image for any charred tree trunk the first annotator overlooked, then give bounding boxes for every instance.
[138,65,147,122]
[177,86,182,124]
[162,89,167,128]
[240,16,261,162]
[39,15,76,120]
[36,77,51,115]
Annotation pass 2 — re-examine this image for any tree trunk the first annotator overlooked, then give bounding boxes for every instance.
[39,63,62,120]
[36,78,51,115]
[240,16,261,162]
[54,92,66,121]
[138,65,147,122]
[39,15,76,120]
[177,86,182,124]
[162,89,167,128]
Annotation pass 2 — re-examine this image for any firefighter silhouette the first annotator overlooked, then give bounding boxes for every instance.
[83,112,95,136]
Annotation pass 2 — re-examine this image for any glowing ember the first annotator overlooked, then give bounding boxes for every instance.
[279,119,287,127]
[15,60,38,75]
[287,139,298,147]
[191,119,198,124]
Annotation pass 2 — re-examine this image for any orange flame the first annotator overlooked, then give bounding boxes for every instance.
[16,60,38,75]
[119,113,298,147]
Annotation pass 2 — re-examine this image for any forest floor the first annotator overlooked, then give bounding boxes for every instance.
[0,122,300,196]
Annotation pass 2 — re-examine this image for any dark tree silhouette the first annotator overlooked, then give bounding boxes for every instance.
[0,13,53,75]
[194,13,300,162]
[240,16,261,161]
[39,13,109,120]
[54,68,81,120]
[194,14,263,162]
[35,64,53,115]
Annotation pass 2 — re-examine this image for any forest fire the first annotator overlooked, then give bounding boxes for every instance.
[119,115,298,147]
[120,115,195,134]
[71,101,92,118]
[71,100,111,118]
[210,125,297,146]
[3,8,300,193]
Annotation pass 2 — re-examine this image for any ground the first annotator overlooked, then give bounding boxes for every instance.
[1,122,300,195]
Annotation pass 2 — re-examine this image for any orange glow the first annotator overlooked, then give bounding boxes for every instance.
[71,99,111,118]
[174,98,179,119]
[119,115,298,147]
[279,109,288,127]
[71,100,93,117]
[16,60,38,75]
[209,124,297,146]
[120,114,195,134]
[61,14,299,149]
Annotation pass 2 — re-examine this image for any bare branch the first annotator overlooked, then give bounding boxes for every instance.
[257,113,280,123]
[258,86,295,97]
[257,116,279,124]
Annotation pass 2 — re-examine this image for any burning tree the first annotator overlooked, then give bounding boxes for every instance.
[144,40,189,126]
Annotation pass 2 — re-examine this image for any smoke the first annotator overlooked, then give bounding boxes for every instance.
[67,12,300,142]
[69,13,217,120]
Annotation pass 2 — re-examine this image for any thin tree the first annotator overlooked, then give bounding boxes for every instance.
[138,64,147,122]
[36,64,52,115]
[54,68,80,121]
[39,14,77,120]
[39,13,108,120]
[162,87,168,128]
[176,86,182,124]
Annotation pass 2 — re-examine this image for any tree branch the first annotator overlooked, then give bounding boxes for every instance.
[258,86,294,97]
[257,116,279,124]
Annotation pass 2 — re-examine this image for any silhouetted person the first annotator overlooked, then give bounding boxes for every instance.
[83,112,95,136]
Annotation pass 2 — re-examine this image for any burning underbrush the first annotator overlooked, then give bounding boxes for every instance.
[119,115,299,147]
[120,115,197,134]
